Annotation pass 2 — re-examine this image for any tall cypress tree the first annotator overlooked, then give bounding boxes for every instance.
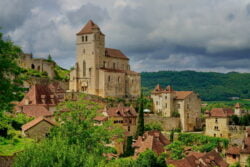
[135,90,144,138]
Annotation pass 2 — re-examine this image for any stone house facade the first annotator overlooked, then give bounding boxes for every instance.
[151,84,201,132]
[18,53,55,78]
[225,146,241,165]
[240,128,250,166]
[69,20,140,98]
[21,117,57,140]
[205,108,234,138]
[94,104,137,154]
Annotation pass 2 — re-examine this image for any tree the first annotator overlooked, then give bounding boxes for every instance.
[47,54,53,62]
[135,150,166,167]
[14,95,124,167]
[170,130,174,142]
[145,122,163,131]
[135,90,145,138]
[0,32,23,113]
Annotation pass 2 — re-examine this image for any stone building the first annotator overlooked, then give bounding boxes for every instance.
[151,84,201,132]
[205,108,234,138]
[21,117,57,140]
[15,83,65,118]
[94,104,137,154]
[18,53,55,78]
[225,146,241,165]
[69,20,140,98]
[132,130,170,157]
[240,128,250,166]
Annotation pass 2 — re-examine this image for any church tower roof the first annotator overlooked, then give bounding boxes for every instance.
[76,20,103,35]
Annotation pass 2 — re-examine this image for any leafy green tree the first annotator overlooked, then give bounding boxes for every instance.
[170,130,174,142]
[14,95,124,167]
[135,90,145,138]
[47,54,53,62]
[144,122,163,131]
[122,136,134,157]
[135,150,166,167]
[0,32,23,113]
[166,141,184,160]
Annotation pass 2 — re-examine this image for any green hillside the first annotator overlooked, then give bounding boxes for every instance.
[141,71,250,101]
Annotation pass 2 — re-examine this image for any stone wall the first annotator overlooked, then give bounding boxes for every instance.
[24,121,54,140]
[0,155,14,167]
[23,78,69,90]
[144,115,180,131]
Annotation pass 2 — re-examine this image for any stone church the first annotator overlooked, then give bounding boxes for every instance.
[69,20,141,98]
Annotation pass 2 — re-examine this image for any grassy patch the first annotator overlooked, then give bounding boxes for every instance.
[0,137,34,156]
[54,65,70,81]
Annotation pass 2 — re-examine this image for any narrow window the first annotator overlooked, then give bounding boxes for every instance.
[82,36,84,42]
[113,63,115,69]
[108,76,111,82]
[85,35,88,41]
[118,77,120,83]
[83,61,86,77]
[31,64,35,69]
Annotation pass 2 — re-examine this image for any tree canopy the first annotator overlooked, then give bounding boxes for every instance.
[14,95,124,167]
[141,70,250,101]
[0,32,23,112]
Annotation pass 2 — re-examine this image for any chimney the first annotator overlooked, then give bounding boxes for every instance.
[41,95,46,104]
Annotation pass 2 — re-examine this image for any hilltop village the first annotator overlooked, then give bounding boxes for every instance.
[2,20,250,167]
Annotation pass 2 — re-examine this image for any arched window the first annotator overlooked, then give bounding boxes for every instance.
[82,36,84,42]
[37,66,40,71]
[31,64,35,69]
[83,61,86,77]
[85,36,88,41]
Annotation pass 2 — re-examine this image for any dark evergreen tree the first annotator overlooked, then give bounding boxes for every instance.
[135,90,144,138]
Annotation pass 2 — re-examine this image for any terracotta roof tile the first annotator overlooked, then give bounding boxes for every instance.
[19,83,65,106]
[76,20,103,35]
[152,84,194,99]
[22,117,57,131]
[105,48,129,60]
[104,105,137,117]
[22,105,53,118]
[133,130,170,155]
[94,116,108,121]
[175,91,193,100]
[208,108,234,118]
[168,150,229,167]
[226,146,241,155]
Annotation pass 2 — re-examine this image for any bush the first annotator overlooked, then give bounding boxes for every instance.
[145,122,163,131]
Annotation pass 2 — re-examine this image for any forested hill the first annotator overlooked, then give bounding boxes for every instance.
[141,71,250,101]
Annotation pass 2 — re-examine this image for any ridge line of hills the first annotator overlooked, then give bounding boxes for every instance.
[141,70,250,101]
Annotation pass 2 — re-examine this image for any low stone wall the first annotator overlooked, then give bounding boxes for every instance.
[0,155,14,167]
[144,115,180,131]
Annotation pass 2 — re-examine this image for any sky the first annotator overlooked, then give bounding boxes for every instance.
[1,0,250,73]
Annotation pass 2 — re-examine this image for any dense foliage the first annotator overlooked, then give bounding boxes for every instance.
[0,32,24,112]
[166,133,229,160]
[105,150,167,167]
[231,114,250,126]
[144,122,163,131]
[141,71,250,101]
[135,91,145,138]
[14,96,124,167]
[54,65,70,81]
